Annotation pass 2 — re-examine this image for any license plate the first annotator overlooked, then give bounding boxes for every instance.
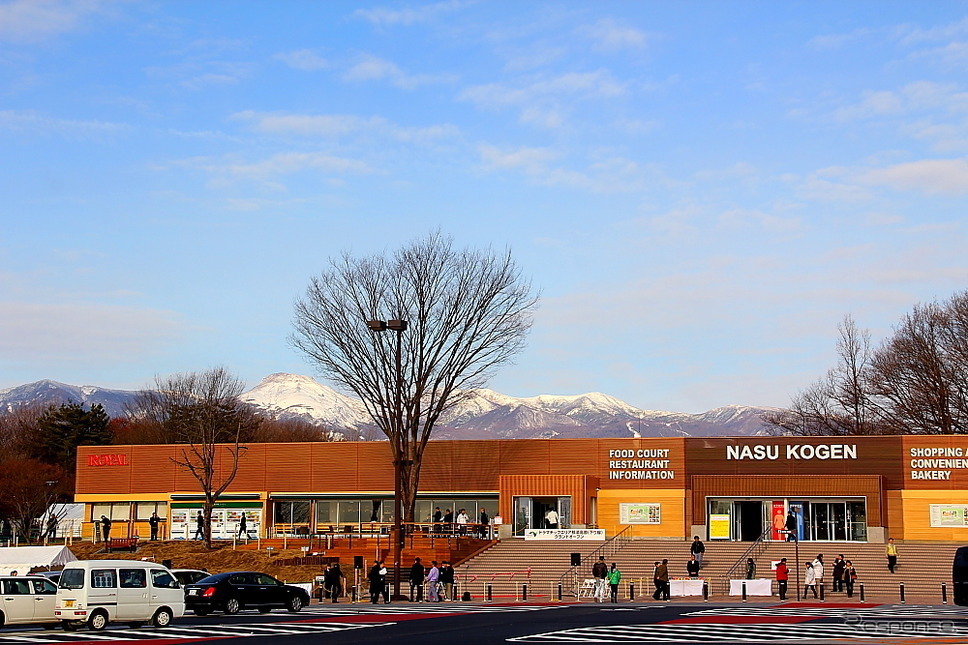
[64,600,75,608]
[188,589,198,596]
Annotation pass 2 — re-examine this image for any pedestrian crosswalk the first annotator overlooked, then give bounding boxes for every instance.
[298,602,563,616]
[684,604,968,619]
[509,621,968,643]
[0,621,391,644]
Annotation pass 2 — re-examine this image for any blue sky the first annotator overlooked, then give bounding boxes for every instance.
[2,1,967,413]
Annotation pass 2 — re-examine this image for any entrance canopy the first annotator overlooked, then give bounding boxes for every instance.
[0,545,77,575]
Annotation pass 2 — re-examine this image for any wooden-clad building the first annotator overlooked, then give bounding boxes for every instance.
[75,435,968,543]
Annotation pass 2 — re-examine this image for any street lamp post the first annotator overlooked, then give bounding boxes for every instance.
[367,318,408,601]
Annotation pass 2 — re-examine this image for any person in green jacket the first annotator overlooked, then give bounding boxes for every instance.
[607,563,622,603]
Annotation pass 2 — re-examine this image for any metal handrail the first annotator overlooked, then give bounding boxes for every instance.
[557,526,632,597]
[721,527,772,592]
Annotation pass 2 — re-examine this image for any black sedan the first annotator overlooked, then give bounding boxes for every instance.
[184,571,309,615]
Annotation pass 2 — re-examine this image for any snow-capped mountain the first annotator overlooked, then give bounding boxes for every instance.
[0,380,139,418]
[0,374,777,439]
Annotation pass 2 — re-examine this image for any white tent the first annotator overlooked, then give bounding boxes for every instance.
[0,545,77,575]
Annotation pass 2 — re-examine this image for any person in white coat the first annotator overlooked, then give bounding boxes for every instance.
[804,561,818,598]
[812,554,825,595]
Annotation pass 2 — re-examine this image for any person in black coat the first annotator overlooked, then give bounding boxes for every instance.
[368,560,384,604]
[409,557,425,602]
[148,512,161,541]
[100,515,112,542]
[686,556,701,578]
[324,563,345,603]
[785,510,798,541]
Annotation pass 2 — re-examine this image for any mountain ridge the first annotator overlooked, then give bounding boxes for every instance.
[0,373,777,439]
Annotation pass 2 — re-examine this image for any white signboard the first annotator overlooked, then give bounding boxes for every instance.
[619,503,661,524]
[524,528,605,541]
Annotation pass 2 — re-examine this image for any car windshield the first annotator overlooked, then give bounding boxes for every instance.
[58,569,85,590]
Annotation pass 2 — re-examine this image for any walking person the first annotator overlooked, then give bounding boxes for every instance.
[439,561,454,601]
[368,560,384,604]
[325,563,345,603]
[656,559,670,601]
[193,511,205,540]
[148,512,161,541]
[775,558,789,601]
[379,561,390,603]
[832,554,845,592]
[607,563,622,603]
[804,561,817,599]
[785,510,798,541]
[690,536,705,568]
[843,560,858,598]
[46,515,58,540]
[651,561,661,600]
[426,561,441,602]
[237,513,248,539]
[545,507,560,529]
[886,538,898,573]
[812,554,824,595]
[100,515,112,542]
[409,557,425,602]
[592,556,609,602]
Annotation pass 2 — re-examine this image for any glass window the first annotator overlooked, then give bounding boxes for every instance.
[92,503,130,521]
[30,579,57,595]
[255,574,279,585]
[59,569,85,589]
[136,502,167,519]
[337,501,360,525]
[316,501,335,525]
[3,580,31,595]
[120,569,147,588]
[92,569,117,588]
[151,570,178,589]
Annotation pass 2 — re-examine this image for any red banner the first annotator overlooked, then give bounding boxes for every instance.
[771,500,786,540]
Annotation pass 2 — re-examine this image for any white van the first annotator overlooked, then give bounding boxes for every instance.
[55,560,185,631]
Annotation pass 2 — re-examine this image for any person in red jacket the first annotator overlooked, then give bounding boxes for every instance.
[775,557,789,601]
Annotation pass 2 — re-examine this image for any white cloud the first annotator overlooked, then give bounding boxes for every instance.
[274,49,329,71]
[354,0,468,27]
[0,301,185,363]
[0,110,127,138]
[0,0,107,43]
[206,152,373,180]
[342,54,456,89]
[230,110,459,143]
[860,158,968,195]
[460,69,626,117]
[580,18,648,51]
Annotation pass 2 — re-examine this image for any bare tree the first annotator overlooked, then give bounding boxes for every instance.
[869,296,968,434]
[134,368,259,547]
[764,315,882,435]
[292,233,537,520]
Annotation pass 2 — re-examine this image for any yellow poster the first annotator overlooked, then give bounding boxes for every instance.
[709,513,731,540]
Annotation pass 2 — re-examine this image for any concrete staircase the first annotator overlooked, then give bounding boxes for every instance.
[455,539,965,603]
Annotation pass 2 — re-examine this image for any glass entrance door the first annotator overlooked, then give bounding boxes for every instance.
[513,497,531,537]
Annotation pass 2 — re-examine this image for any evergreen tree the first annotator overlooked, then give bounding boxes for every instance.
[34,402,113,472]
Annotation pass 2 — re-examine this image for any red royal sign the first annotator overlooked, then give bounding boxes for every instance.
[87,454,129,467]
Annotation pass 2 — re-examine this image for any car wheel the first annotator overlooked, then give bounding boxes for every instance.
[152,608,173,628]
[224,597,241,614]
[88,611,109,631]
[194,608,210,616]
[287,595,304,613]
[258,607,272,614]
[62,620,80,632]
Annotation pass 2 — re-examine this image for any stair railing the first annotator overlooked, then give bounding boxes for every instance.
[557,526,632,598]
[721,526,772,593]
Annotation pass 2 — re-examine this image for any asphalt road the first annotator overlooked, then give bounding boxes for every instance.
[1,601,966,644]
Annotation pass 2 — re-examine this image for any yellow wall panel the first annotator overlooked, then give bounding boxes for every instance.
[899,490,968,541]
[596,488,686,538]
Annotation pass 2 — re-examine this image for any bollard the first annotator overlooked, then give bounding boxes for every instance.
[819,582,824,602]
[557,583,562,602]
[742,581,747,602]
[629,581,634,602]
[859,582,865,602]
[522,583,528,601]
[942,582,947,605]
[899,582,906,604]
[702,580,708,602]
[351,585,357,603]
[486,583,493,602]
